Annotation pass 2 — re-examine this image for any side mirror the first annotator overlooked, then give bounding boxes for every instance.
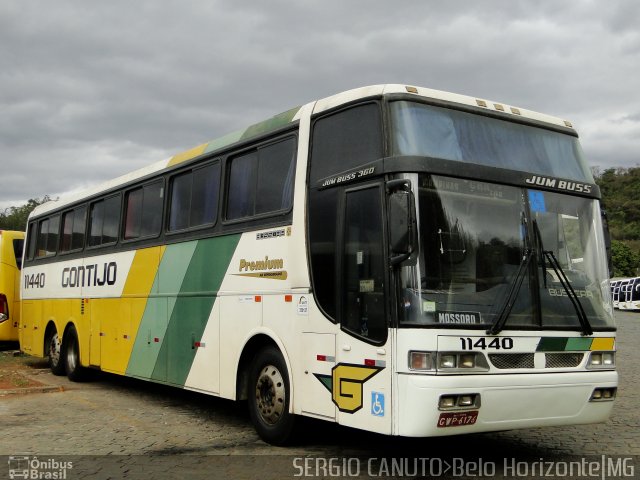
[387,181,418,266]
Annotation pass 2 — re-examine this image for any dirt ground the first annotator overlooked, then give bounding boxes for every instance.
[0,344,51,392]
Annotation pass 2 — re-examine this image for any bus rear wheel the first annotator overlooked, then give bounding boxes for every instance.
[248,347,295,445]
[63,325,87,382]
[47,330,65,376]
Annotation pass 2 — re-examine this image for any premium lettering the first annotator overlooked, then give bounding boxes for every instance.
[239,257,284,272]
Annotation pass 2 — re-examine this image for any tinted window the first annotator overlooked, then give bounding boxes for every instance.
[227,152,257,220]
[169,162,220,231]
[342,187,386,343]
[89,195,120,247]
[125,181,163,239]
[390,101,593,182]
[190,163,220,227]
[310,103,383,184]
[308,188,339,321]
[61,207,86,252]
[256,137,296,214]
[13,239,24,269]
[26,222,37,260]
[103,196,120,244]
[227,137,296,220]
[89,201,104,247]
[169,172,191,231]
[36,215,60,257]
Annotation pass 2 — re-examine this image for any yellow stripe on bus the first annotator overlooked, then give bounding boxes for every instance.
[167,143,207,167]
[97,246,166,374]
[122,246,166,297]
[591,337,615,351]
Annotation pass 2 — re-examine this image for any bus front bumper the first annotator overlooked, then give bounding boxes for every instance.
[396,371,617,437]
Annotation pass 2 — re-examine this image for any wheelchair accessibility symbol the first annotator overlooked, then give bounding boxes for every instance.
[371,391,385,417]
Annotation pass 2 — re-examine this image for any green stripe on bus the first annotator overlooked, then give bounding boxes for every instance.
[536,337,596,352]
[151,234,240,386]
[536,337,568,351]
[126,241,198,379]
[204,130,244,155]
[565,338,593,351]
[202,106,300,157]
[240,106,301,141]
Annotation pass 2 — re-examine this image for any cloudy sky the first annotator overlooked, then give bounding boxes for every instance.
[1,0,639,210]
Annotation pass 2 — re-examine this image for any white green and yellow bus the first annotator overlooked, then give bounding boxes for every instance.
[0,230,24,342]
[20,85,617,444]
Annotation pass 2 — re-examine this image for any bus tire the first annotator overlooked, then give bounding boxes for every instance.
[63,325,87,382]
[47,330,65,376]
[248,346,296,445]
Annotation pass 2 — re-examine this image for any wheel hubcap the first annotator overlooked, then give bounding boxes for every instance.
[49,333,61,366]
[255,364,285,425]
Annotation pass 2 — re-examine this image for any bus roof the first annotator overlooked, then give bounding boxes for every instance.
[30,84,574,218]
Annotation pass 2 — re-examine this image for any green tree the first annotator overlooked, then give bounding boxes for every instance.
[610,240,640,277]
[0,196,52,231]
[594,167,640,277]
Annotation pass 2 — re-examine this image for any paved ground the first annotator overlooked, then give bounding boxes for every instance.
[1,311,638,479]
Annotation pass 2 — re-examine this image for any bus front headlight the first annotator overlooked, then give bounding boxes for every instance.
[436,352,489,372]
[588,351,615,369]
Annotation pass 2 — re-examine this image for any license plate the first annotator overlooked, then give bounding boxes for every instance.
[437,411,479,428]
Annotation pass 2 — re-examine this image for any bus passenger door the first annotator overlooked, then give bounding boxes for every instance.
[335,184,392,435]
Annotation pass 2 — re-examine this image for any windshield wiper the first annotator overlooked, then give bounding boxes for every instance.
[532,220,593,336]
[541,250,593,336]
[486,248,532,335]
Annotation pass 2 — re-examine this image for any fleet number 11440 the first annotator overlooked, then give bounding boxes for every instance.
[460,337,513,350]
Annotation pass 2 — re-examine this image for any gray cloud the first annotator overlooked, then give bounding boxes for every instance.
[2,0,639,209]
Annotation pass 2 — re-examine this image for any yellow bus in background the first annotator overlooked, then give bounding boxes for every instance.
[0,230,25,342]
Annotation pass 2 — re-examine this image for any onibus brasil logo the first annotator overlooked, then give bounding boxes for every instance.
[8,456,73,479]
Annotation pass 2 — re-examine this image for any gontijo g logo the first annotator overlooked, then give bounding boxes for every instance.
[314,364,383,413]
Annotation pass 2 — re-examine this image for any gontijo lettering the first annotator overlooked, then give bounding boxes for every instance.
[62,262,117,287]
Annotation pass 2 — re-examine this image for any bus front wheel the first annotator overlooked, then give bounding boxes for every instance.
[248,347,295,445]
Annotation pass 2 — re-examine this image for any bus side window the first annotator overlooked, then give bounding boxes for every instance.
[13,239,24,270]
[61,206,87,253]
[26,222,37,260]
[124,181,163,239]
[89,195,121,247]
[226,137,296,220]
[35,216,60,258]
[168,162,220,231]
[309,103,383,184]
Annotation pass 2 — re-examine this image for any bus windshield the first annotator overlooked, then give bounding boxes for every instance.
[399,174,615,330]
[391,101,593,182]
